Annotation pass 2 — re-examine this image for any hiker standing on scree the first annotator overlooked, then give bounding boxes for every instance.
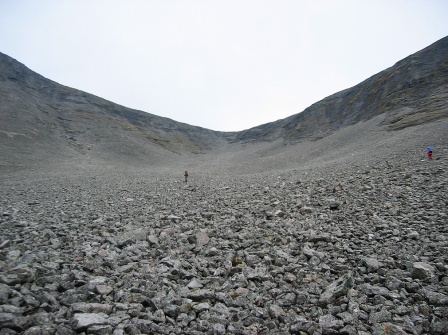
[184,171,189,183]
[427,147,433,160]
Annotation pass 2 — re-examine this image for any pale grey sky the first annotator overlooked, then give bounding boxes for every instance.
[1,0,447,131]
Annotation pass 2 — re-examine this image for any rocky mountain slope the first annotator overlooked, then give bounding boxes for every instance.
[233,36,448,143]
[0,53,225,170]
[1,36,447,172]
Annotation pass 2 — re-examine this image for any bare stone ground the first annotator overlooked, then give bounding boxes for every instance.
[0,118,447,334]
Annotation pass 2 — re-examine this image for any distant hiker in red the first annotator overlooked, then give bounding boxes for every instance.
[184,171,189,183]
[427,147,433,160]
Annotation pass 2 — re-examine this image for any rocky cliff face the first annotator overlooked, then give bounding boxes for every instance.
[232,36,448,143]
[0,53,225,169]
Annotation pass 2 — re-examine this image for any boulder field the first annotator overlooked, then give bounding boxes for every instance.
[1,154,447,334]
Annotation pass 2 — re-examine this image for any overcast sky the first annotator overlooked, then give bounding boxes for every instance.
[1,1,447,131]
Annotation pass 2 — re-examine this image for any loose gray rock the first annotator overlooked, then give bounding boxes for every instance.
[319,273,353,307]
[195,231,210,247]
[71,313,109,330]
[0,312,30,331]
[1,144,447,334]
[412,262,436,279]
[361,257,382,273]
[0,267,35,285]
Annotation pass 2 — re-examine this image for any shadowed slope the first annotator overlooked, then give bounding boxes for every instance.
[0,53,225,170]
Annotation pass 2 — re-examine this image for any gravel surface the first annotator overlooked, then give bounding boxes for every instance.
[1,119,447,335]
